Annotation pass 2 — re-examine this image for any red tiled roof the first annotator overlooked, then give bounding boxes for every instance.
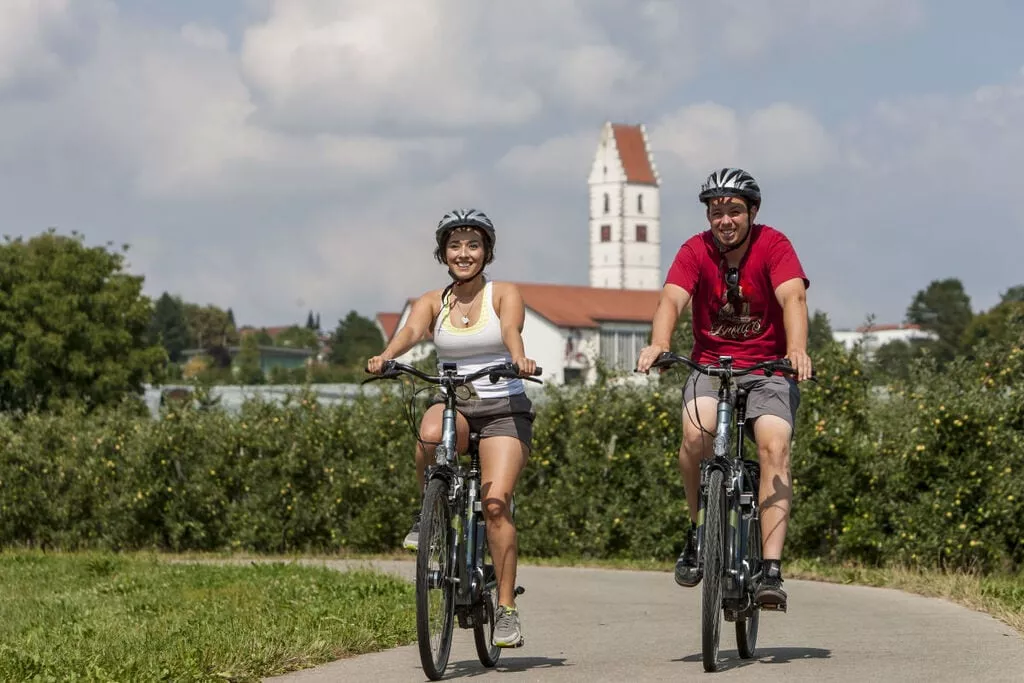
[376,312,401,340]
[515,282,660,328]
[612,123,658,186]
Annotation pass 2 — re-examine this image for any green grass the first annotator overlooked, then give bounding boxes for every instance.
[0,551,415,682]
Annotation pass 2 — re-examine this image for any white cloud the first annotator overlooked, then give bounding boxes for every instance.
[180,23,229,52]
[0,0,110,95]
[496,131,598,188]
[239,0,544,132]
[14,0,1024,335]
[650,101,835,181]
[691,0,924,59]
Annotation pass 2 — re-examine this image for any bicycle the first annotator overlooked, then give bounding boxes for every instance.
[648,351,813,672]
[363,359,543,681]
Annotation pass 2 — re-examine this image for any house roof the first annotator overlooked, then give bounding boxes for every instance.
[515,282,660,328]
[611,123,658,186]
[376,312,401,340]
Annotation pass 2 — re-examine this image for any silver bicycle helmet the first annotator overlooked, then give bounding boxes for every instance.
[698,168,762,209]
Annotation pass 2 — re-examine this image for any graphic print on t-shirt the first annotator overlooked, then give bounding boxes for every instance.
[709,277,762,340]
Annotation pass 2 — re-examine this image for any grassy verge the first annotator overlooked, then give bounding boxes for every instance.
[0,551,415,682]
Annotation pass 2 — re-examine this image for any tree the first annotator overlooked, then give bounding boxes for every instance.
[0,230,166,412]
[182,303,238,349]
[235,333,265,385]
[871,339,916,383]
[906,278,973,363]
[148,292,189,362]
[807,309,835,355]
[961,293,1024,353]
[275,325,320,350]
[330,311,385,366]
[251,328,274,346]
[1000,284,1024,304]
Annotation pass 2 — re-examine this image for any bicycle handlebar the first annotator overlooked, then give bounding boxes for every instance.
[362,360,544,386]
[647,352,816,381]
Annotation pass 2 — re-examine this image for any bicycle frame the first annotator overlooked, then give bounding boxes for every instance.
[366,360,540,621]
[648,352,809,614]
[692,357,760,618]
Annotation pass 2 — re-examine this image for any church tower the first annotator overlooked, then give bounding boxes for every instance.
[588,122,661,290]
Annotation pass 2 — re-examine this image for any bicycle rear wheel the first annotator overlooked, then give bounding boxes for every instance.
[701,468,725,673]
[416,478,456,681]
[736,513,761,658]
[473,528,501,667]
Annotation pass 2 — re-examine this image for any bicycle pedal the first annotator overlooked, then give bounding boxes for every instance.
[514,585,525,596]
[760,602,787,613]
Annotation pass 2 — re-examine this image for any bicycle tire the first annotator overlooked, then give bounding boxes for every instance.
[473,529,501,667]
[701,468,725,673]
[736,512,761,658]
[416,478,456,681]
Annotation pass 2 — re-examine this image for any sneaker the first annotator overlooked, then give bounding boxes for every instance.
[492,605,524,648]
[674,524,702,587]
[402,516,420,551]
[755,560,787,610]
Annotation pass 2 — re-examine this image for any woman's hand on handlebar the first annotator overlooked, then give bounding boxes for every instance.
[513,355,537,377]
[366,353,393,375]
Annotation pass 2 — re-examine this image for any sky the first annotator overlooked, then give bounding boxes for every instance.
[2,0,1023,331]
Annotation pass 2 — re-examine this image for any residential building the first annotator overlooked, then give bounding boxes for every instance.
[832,323,937,358]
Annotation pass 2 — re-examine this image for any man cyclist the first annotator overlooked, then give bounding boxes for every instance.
[636,168,813,610]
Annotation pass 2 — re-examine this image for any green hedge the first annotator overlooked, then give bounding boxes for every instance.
[0,335,1021,573]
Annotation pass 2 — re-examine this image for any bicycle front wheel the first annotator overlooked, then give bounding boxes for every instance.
[416,478,456,681]
[701,468,725,673]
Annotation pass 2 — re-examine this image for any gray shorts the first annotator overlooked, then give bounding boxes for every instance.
[430,392,535,448]
[681,370,801,435]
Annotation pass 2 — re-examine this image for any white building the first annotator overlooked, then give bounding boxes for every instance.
[832,323,937,358]
[374,122,665,386]
[589,122,661,290]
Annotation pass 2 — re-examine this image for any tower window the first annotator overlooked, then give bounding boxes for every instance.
[636,224,647,242]
[600,225,611,242]
[638,194,644,214]
[603,193,610,214]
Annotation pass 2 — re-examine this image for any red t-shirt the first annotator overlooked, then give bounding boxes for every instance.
[664,224,808,367]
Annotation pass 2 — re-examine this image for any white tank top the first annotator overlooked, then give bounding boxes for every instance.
[433,281,524,398]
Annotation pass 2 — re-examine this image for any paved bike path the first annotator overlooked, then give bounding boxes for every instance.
[264,559,1024,682]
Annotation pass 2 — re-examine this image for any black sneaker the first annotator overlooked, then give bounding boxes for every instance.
[755,560,787,610]
[674,525,702,587]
